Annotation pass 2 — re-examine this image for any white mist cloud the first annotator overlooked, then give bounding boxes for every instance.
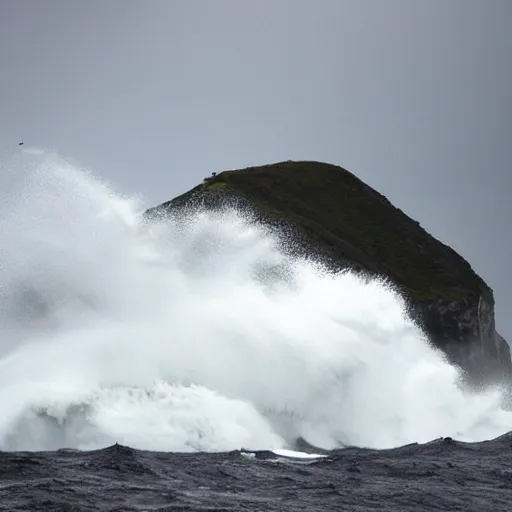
[0,152,510,452]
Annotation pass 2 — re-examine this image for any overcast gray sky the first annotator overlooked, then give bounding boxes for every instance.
[1,0,511,338]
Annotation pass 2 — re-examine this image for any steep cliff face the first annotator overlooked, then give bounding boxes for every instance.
[418,296,511,386]
[146,160,511,386]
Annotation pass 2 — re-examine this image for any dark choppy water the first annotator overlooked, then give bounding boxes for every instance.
[2,434,512,511]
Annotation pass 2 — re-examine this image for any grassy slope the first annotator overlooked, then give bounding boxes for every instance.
[151,160,491,306]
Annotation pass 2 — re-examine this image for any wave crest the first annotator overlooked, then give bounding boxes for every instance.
[0,151,510,452]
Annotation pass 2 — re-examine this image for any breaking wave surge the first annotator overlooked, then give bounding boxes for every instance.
[0,150,510,453]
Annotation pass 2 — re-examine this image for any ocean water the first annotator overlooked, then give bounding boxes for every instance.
[0,149,510,455]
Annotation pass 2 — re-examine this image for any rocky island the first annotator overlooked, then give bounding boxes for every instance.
[146,160,511,388]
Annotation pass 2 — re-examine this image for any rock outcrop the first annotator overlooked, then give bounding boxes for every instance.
[146,160,511,387]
